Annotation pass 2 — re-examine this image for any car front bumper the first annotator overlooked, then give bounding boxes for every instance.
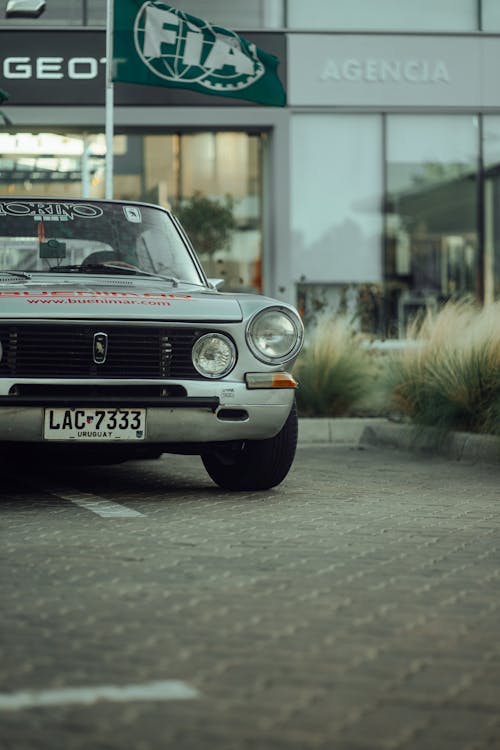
[0,378,296,444]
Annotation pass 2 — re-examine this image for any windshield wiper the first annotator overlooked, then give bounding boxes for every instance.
[49,263,134,274]
[2,270,32,279]
[48,263,179,286]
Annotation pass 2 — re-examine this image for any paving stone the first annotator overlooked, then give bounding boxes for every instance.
[0,444,499,749]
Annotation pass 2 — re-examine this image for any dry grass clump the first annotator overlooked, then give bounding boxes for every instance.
[293,315,378,417]
[385,299,500,435]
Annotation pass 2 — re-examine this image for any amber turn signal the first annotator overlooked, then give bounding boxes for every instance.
[245,372,298,389]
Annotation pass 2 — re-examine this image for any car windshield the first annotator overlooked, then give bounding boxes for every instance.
[0,198,205,285]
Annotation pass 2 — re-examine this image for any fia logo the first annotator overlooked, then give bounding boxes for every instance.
[133,2,264,93]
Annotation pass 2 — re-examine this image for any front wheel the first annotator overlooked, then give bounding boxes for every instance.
[201,401,298,491]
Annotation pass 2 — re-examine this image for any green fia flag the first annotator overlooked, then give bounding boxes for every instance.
[0,88,11,126]
[113,1,286,106]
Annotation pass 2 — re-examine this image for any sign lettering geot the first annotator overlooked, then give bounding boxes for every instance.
[2,56,104,80]
[0,30,107,103]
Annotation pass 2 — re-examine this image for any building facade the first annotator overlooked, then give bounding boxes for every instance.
[1,0,500,336]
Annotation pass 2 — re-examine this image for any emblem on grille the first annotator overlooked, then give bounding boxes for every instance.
[93,332,108,364]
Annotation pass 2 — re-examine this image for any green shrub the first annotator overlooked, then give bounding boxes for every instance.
[173,192,235,257]
[293,315,379,417]
[383,299,500,435]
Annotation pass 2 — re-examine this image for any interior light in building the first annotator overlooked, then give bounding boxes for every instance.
[0,132,105,157]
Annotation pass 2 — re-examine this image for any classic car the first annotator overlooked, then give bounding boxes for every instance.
[0,197,304,490]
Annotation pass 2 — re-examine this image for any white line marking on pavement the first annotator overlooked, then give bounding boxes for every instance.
[53,489,144,518]
[0,680,199,711]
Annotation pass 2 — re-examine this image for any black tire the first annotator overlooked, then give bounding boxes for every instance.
[201,400,298,491]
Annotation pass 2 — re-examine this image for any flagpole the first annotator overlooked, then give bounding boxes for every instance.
[105,0,114,199]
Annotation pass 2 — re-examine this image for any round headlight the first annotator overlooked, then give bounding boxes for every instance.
[192,333,236,378]
[246,307,304,364]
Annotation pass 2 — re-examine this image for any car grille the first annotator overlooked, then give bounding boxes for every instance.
[0,323,206,379]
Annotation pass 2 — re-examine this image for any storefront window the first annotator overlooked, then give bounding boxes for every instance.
[161,0,284,29]
[0,132,106,197]
[385,115,479,336]
[86,0,106,25]
[0,0,285,31]
[0,0,284,27]
[483,116,500,301]
[287,0,477,31]
[291,115,383,331]
[0,130,264,292]
[131,132,263,292]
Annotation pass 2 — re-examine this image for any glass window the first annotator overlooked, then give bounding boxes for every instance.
[482,0,500,30]
[483,116,500,302]
[0,198,204,284]
[87,0,106,25]
[0,130,264,293]
[84,0,285,28]
[483,117,500,167]
[385,115,479,335]
[140,132,264,293]
[287,0,477,31]
[291,114,383,331]
[162,0,284,29]
[0,132,106,198]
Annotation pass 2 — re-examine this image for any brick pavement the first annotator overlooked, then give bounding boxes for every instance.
[0,444,499,750]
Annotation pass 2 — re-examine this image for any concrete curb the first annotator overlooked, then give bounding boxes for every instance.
[298,418,500,466]
[298,417,388,445]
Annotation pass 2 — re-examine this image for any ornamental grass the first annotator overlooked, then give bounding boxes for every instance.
[383,299,500,436]
[293,315,379,417]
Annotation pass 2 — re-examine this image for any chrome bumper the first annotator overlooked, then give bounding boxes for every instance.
[0,379,295,443]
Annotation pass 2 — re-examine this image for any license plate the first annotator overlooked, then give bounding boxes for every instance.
[44,408,146,441]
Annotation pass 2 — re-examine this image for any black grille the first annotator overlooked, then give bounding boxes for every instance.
[11,384,187,398]
[0,324,205,379]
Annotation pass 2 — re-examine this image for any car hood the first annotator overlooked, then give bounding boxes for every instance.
[0,276,244,322]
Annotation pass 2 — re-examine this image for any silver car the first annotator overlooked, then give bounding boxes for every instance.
[0,197,303,490]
